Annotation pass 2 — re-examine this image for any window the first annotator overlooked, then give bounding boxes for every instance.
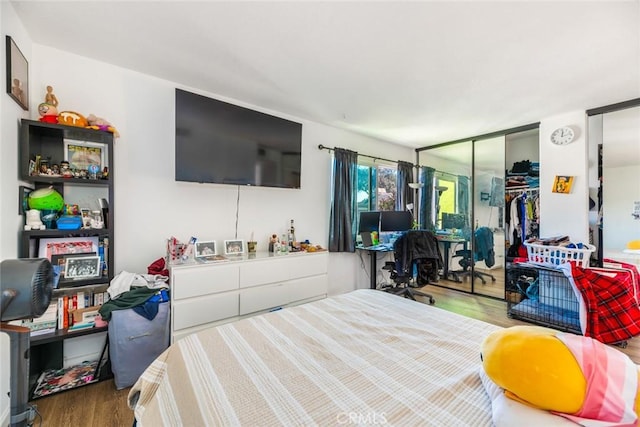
[356,162,398,230]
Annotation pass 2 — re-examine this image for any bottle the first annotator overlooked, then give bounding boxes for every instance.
[288,219,296,250]
[281,234,289,254]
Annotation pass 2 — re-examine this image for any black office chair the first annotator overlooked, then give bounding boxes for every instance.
[450,227,497,284]
[381,230,441,304]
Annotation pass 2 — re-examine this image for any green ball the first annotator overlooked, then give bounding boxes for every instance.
[28,187,64,211]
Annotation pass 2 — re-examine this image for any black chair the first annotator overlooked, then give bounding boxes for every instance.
[381,230,441,304]
[450,227,497,284]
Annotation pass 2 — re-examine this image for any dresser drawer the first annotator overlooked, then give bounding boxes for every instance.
[239,258,289,288]
[287,275,328,302]
[286,253,328,279]
[239,282,290,315]
[172,291,239,331]
[172,264,239,300]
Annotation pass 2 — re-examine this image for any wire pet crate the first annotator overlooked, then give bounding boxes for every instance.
[506,264,581,334]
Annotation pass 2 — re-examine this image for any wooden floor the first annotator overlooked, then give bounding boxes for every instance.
[30,286,640,426]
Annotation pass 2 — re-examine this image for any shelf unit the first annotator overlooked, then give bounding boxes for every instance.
[18,119,115,398]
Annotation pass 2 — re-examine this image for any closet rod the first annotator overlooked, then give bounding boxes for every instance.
[505,187,539,194]
[317,144,399,165]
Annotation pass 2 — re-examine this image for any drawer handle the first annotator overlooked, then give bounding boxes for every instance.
[128,332,152,340]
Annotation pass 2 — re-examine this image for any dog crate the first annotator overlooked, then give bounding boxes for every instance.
[506,263,581,334]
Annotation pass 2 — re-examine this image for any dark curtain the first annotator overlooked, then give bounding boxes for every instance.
[419,166,436,231]
[458,175,471,232]
[329,148,358,252]
[395,161,414,211]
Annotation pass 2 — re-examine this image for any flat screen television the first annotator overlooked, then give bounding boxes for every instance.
[175,89,303,188]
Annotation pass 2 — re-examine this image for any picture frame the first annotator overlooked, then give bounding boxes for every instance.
[224,239,245,256]
[51,252,97,283]
[64,255,101,279]
[194,240,217,258]
[37,236,99,260]
[552,175,574,194]
[80,208,92,228]
[63,139,106,171]
[5,35,29,111]
[18,185,34,214]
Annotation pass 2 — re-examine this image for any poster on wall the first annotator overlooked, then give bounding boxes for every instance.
[552,175,574,194]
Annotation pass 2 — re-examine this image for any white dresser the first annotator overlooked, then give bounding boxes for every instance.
[170,252,328,342]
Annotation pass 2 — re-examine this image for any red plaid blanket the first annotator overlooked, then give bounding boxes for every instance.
[569,262,640,344]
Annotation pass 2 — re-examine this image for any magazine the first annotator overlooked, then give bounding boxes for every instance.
[32,361,98,398]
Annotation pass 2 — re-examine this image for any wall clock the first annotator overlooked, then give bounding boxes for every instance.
[550,126,576,145]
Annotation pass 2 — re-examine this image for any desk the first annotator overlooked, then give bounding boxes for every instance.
[436,236,467,282]
[357,245,394,289]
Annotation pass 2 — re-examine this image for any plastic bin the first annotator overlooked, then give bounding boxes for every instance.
[524,242,595,268]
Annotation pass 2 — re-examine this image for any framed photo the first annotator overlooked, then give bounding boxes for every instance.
[5,36,28,111]
[37,236,99,260]
[224,239,245,256]
[80,209,92,228]
[63,139,106,171]
[64,255,101,279]
[552,175,574,194]
[51,252,97,282]
[194,240,217,258]
[18,185,34,214]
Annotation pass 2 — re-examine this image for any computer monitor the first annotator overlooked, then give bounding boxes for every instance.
[442,212,466,230]
[359,211,380,233]
[380,211,413,232]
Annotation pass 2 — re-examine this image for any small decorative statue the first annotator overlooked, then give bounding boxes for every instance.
[25,209,45,230]
[38,85,59,123]
[45,85,59,107]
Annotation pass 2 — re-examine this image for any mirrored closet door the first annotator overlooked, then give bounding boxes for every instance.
[417,141,473,293]
[473,136,505,298]
[588,99,640,269]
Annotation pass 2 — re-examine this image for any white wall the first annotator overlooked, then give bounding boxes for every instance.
[1,1,33,422]
[539,111,590,243]
[20,45,415,295]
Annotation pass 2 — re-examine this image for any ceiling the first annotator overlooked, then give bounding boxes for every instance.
[10,1,640,148]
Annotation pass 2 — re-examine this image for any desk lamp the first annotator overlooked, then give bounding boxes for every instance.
[1,259,53,427]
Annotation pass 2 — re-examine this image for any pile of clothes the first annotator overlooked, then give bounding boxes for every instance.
[98,272,170,322]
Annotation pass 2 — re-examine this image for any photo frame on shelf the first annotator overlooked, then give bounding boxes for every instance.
[5,35,29,111]
[63,139,106,171]
[194,241,217,258]
[224,239,245,256]
[18,185,34,214]
[64,255,101,279]
[51,252,97,286]
[37,236,99,260]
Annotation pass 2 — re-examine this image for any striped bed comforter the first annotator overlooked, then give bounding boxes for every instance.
[128,289,500,426]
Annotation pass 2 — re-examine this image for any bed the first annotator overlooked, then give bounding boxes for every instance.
[128,289,502,426]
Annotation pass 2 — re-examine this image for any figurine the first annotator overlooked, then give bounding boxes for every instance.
[45,85,59,107]
[25,209,45,230]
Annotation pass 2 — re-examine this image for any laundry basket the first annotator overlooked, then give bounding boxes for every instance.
[524,242,595,268]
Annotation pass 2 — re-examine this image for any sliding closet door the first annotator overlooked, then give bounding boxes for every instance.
[472,136,505,297]
[418,141,473,293]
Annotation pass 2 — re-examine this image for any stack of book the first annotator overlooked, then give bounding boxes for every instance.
[10,301,58,336]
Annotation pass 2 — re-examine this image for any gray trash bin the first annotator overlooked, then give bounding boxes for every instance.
[108,301,170,389]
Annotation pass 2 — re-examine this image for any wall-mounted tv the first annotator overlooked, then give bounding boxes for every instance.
[175,89,302,188]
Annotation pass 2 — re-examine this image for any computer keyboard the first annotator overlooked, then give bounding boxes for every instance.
[368,243,393,251]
